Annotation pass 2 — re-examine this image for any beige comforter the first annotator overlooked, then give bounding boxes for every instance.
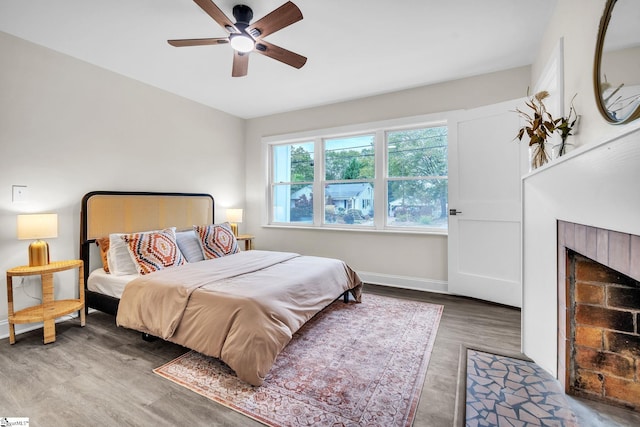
[116,250,362,386]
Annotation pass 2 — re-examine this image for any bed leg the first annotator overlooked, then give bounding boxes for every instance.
[142,333,158,342]
[343,291,349,303]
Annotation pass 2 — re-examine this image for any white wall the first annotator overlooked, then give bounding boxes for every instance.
[244,67,531,290]
[7,0,629,354]
[524,0,640,376]
[0,32,245,337]
[531,0,637,147]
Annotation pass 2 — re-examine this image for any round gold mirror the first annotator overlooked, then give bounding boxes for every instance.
[594,0,640,124]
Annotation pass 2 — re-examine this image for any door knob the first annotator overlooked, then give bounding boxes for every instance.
[449,209,462,216]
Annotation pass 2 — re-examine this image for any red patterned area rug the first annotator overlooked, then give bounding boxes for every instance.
[153,293,443,426]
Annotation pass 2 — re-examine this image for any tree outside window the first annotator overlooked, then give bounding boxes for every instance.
[387,127,448,229]
[272,142,314,223]
[269,124,448,231]
[324,135,375,226]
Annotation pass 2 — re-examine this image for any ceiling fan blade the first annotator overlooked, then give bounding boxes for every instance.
[248,1,303,38]
[255,40,307,69]
[232,51,249,77]
[168,37,229,47]
[193,0,238,33]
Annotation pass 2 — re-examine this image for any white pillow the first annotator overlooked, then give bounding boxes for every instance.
[107,232,138,276]
[176,230,205,263]
[107,227,177,275]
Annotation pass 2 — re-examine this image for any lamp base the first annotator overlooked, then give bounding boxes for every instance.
[230,223,238,236]
[28,240,50,267]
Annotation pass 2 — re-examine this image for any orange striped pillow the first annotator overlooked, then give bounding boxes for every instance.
[96,237,110,273]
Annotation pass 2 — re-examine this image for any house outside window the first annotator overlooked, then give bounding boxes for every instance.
[323,135,375,225]
[268,121,448,233]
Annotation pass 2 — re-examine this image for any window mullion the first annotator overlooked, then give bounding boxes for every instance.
[313,137,323,225]
[373,130,386,229]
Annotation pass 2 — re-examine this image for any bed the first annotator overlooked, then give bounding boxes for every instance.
[80,191,363,386]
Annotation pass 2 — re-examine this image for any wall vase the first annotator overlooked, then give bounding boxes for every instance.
[552,137,575,159]
[529,142,551,170]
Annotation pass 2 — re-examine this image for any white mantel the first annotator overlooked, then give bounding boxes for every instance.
[521,126,640,377]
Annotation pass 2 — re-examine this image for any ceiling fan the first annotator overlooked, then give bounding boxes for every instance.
[168,0,307,77]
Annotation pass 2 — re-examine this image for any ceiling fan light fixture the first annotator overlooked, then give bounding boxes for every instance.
[230,34,254,53]
[167,1,306,76]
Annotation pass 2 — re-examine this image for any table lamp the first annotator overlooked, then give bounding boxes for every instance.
[17,213,58,266]
[226,209,243,236]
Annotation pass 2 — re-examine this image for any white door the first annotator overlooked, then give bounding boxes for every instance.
[447,99,525,307]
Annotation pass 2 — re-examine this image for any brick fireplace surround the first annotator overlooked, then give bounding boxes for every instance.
[557,221,640,411]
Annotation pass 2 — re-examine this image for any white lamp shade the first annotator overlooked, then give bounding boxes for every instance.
[226,209,243,223]
[17,213,58,240]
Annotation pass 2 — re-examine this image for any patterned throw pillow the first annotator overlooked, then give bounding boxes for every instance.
[121,228,186,275]
[194,223,239,259]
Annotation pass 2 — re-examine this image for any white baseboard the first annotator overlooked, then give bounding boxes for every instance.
[357,271,449,294]
[0,313,79,341]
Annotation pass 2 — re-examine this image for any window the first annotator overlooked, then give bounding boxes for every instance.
[386,127,448,229]
[324,135,375,226]
[268,121,448,232]
[271,142,314,224]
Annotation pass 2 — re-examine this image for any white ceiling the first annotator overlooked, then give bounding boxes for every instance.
[0,0,558,119]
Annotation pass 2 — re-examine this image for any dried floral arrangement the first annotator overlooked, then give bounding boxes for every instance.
[514,91,555,169]
[514,91,578,168]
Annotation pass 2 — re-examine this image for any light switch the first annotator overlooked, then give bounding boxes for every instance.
[12,185,27,203]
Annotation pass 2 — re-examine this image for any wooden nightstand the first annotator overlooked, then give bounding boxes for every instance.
[236,234,255,251]
[6,260,85,344]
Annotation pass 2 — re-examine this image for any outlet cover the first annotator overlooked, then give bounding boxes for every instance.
[12,185,27,203]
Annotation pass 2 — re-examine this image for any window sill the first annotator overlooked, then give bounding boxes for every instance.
[262,224,448,237]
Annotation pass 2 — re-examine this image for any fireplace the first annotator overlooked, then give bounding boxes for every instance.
[557,221,640,411]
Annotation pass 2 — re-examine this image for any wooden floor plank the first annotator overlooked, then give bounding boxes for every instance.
[0,284,634,426]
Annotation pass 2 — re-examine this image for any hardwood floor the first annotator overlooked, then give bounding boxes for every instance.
[0,284,626,426]
[368,286,522,426]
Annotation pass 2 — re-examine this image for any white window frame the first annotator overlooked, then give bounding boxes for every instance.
[384,125,449,231]
[263,113,452,234]
[322,133,377,229]
[270,141,315,224]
